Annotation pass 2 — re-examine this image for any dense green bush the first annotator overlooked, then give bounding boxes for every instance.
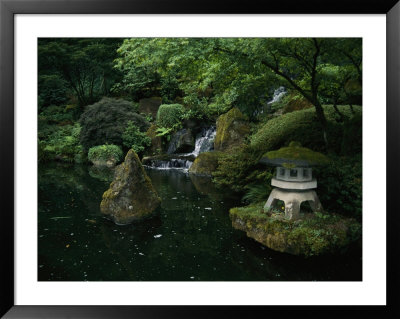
[38,123,83,163]
[250,105,362,155]
[122,121,151,153]
[341,113,362,156]
[156,104,185,128]
[88,144,123,163]
[212,145,272,193]
[314,155,362,219]
[79,97,150,150]
[38,74,69,110]
[39,105,74,125]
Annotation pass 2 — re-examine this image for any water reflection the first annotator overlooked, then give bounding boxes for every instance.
[38,163,361,281]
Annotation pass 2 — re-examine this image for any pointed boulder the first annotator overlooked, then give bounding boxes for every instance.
[100,149,161,225]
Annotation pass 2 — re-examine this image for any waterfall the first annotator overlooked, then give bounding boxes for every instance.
[186,126,216,157]
[268,86,286,105]
[144,126,217,172]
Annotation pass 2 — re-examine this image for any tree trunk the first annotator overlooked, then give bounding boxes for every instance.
[313,101,330,151]
[333,101,345,122]
[349,103,355,114]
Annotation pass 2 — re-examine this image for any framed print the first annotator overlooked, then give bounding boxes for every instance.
[1,0,399,318]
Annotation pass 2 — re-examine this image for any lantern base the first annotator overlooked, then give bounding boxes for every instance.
[264,188,323,220]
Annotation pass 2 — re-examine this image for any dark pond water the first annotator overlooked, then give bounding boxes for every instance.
[38,163,362,281]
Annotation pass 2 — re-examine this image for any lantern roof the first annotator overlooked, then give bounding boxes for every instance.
[259,141,330,168]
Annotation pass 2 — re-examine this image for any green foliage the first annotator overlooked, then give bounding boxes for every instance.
[242,182,272,204]
[156,104,185,128]
[122,121,151,153]
[38,123,83,163]
[155,127,174,137]
[39,105,74,124]
[79,97,149,150]
[341,113,362,155]
[212,145,266,193]
[251,105,362,155]
[38,74,68,110]
[88,144,123,163]
[315,155,362,219]
[214,106,361,198]
[39,38,123,107]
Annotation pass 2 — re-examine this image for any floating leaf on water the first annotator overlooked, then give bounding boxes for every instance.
[50,216,72,220]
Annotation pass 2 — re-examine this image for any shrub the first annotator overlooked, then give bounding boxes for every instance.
[242,183,272,204]
[38,74,68,110]
[341,113,362,156]
[88,144,123,164]
[212,145,271,193]
[122,121,151,153]
[39,105,74,124]
[314,155,362,219]
[250,105,362,155]
[79,97,150,150]
[38,123,83,163]
[156,104,185,128]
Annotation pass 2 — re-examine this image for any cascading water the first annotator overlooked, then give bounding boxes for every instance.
[186,126,216,157]
[268,86,286,105]
[145,158,194,170]
[144,126,217,172]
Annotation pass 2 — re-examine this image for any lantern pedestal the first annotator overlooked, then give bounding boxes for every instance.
[264,188,323,220]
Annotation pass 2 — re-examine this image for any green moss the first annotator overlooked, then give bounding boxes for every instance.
[214,107,250,151]
[229,203,361,257]
[100,149,161,224]
[250,105,362,155]
[262,142,330,167]
[145,124,164,156]
[189,151,222,176]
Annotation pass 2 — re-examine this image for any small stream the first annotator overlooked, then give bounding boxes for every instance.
[38,162,361,281]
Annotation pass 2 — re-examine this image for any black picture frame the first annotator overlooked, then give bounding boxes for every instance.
[1,0,399,318]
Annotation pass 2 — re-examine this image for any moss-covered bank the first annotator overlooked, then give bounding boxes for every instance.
[188,151,222,176]
[229,203,361,257]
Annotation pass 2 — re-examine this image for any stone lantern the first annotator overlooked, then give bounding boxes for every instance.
[259,141,330,220]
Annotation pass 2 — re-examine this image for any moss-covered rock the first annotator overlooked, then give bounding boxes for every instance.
[167,128,195,154]
[214,107,250,151]
[145,124,163,156]
[188,151,222,176]
[229,203,361,257]
[100,149,161,225]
